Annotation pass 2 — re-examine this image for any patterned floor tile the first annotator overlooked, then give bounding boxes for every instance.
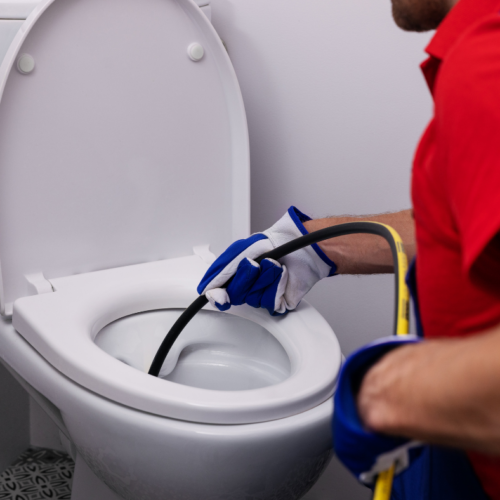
[0,448,74,500]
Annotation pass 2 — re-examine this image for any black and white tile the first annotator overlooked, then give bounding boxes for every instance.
[0,448,74,500]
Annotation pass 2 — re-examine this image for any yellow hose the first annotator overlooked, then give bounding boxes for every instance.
[379,223,410,336]
[369,223,409,500]
[373,464,396,500]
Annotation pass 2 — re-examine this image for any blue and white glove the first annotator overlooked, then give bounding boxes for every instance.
[333,336,424,486]
[197,206,337,315]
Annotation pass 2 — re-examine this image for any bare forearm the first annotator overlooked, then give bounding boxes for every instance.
[358,324,500,454]
[303,210,415,274]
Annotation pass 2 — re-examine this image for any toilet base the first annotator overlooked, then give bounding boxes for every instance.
[72,454,124,500]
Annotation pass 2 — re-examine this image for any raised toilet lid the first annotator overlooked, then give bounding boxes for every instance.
[0,0,249,316]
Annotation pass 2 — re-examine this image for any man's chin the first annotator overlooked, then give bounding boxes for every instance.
[392,15,437,32]
[391,2,449,32]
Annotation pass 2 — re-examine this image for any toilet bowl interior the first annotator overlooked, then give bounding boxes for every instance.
[95,309,291,392]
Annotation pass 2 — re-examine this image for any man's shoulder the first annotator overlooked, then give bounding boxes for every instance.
[443,12,500,77]
[436,12,500,104]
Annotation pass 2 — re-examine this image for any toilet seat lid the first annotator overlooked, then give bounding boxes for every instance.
[0,0,249,316]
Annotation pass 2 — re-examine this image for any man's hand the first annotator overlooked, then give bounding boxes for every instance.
[197,206,337,315]
[357,325,500,455]
[358,342,431,436]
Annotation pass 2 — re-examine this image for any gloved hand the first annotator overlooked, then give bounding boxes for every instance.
[197,206,337,315]
[333,336,424,486]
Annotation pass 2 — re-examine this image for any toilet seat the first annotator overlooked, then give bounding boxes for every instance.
[13,255,341,424]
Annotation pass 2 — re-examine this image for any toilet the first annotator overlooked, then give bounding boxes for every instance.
[0,0,342,499]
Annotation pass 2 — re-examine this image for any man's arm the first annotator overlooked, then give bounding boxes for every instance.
[303,209,415,274]
[358,322,500,454]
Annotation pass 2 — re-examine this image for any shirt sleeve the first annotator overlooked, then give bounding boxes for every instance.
[435,14,500,283]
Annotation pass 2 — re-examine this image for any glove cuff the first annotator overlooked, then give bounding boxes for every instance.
[287,206,337,276]
[333,335,422,483]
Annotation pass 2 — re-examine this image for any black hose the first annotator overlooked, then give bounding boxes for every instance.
[148,222,403,377]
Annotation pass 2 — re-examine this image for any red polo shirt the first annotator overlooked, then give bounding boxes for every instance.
[413,0,500,496]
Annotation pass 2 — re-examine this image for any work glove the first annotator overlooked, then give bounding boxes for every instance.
[333,336,424,486]
[197,206,337,315]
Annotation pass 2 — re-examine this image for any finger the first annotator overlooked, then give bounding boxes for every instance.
[268,264,289,315]
[226,258,261,306]
[206,288,231,312]
[246,259,285,313]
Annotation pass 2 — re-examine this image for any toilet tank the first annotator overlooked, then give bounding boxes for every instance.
[0,0,213,68]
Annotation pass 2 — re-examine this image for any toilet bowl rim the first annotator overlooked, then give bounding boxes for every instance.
[0,317,335,440]
[12,255,342,424]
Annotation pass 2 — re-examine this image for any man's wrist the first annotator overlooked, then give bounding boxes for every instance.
[304,218,389,274]
[303,219,346,271]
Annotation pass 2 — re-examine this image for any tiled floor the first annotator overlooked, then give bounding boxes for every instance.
[0,448,74,500]
[0,448,369,500]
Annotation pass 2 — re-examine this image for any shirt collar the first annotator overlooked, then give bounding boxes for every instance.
[426,0,500,61]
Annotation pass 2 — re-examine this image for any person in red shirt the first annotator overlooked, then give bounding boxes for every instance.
[305,0,500,495]
[197,0,500,496]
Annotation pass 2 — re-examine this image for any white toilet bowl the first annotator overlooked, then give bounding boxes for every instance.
[0,256,341,500]
[0,0,343,498]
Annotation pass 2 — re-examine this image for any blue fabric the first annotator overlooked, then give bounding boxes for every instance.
[391,446,490,499]
[225,258,261,306]
[246,259,285,315]
[288,206,338,276]
[197,233,268,294]
[333,336,422,481]
[224,258,285,315]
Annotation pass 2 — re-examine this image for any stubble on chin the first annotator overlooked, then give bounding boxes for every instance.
[391,0,451,32]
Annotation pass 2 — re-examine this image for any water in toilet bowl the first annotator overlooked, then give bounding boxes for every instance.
[95,310,291,391]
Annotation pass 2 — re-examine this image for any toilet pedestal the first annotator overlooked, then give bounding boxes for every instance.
[72,455,123,500]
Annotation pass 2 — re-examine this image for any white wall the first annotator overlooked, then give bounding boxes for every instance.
[210,0,433,497]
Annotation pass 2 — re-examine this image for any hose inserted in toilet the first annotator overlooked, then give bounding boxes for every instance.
[148,221,409,377]
[148,221,410,500]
